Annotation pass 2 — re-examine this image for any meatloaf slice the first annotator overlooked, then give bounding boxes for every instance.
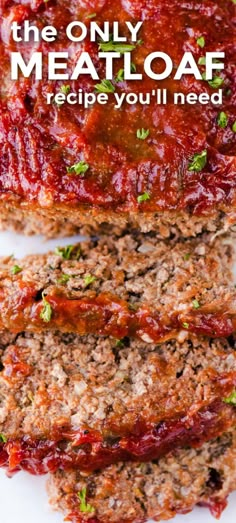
[47,430,236,523]
[1,0,235,238]
[0,234,236,342]
[0,331,236,475]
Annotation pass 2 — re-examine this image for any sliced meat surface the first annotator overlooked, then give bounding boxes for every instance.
[47,430,236,523]
[0,234,236,342]
[0,331,235,474]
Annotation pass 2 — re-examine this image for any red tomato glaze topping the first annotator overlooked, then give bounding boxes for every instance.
[0,0,235,216]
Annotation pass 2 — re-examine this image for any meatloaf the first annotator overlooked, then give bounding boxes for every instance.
[0,331,236,475]
[0,234,236,342]
[47,430,236,523]
[0,0,235,237]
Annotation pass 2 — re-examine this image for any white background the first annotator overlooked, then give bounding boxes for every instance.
[0,230,235,523]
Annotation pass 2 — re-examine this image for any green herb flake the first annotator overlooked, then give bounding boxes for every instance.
[11,265,22,275]
[99,41,136,53]
[55,245,74,260]
[183,253,191,261]
[196,36,205,48]
[67,161,89,176]
[128,302,138,311]
[232,121,236,133]
[86,13,97,19]
[137,192,150,204]
[192,299,200,309]
[183,322,189,329]
[0,433,7,443]
[95,79,115,93]
[202,73,224,89]
[198,57,206,66]
[223,391,236,405]
[84,275,96,287]
[115,63,136,83]
[60,85,70,95]
[115,339,125,348]
[57,274,71,285]
[115,69,125,82]
[217,111,228,129]
[188,150,207,172]
[137,128,150,140]
[40,294,52,323]
[199,57,220,67]
[75,246,81,260]
[78,488,95,514]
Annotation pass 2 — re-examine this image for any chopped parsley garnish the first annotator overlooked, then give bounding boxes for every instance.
[137,192,150,203]
[115,69,125,82]
[129,302,138,311]
[183,322,189,329]
[217,111,228,129]
[196,36,205,48]
[11,265,22,275]
[137,128,150,140]
[115,339,125,348]
[78,487,95,514]
[60,85,70,95]
[202,73,224,88]
[223,391,236,405]
[198,57,206,66]
[67,161,89,176]
[75,246,81,260]
[55,245,74,260]
[208,76,224,88]
[0,433,7,443]
[192,299,200,309]
[40,293,52,323]
[95,79,115,93]
[86,13,97,19]
[99,41,136,53]
[183,253,191,261]
[232,121,236,133]
[115,63,136,83]
[84,275,96,287]
[57,274,70,284]
[188,150,207,172]
[198,57,220,67]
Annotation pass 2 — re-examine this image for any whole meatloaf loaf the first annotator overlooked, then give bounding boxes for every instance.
[0,234,236,342]
[0,0,235,237]
[0,331,236,475]
[47,430,236,523]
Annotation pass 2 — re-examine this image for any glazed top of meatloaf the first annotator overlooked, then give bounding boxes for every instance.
[0,234,236,341]
[0,331,236,442]
[48,430,236,523]
[0,0,235,221]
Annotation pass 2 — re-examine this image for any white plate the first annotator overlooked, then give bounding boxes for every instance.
[0,230,235,523]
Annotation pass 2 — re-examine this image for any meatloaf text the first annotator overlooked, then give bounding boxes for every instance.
[0,0,235,236]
